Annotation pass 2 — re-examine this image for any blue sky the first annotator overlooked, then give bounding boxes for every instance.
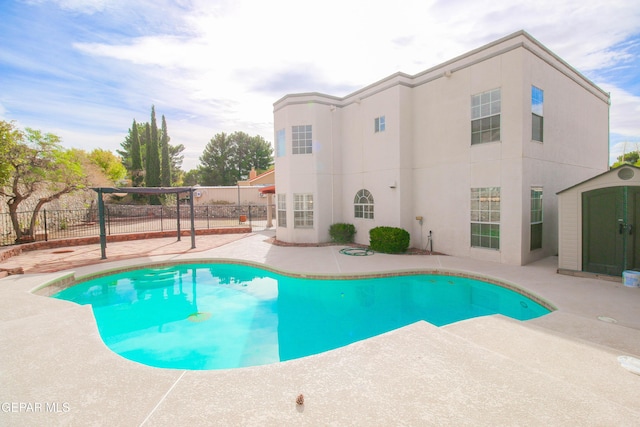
[1,0,639,171]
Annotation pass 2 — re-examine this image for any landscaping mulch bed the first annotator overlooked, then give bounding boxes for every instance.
[267,237,443,255]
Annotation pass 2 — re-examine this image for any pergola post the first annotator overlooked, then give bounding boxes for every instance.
[96,188,107,259]
[176,193,181,241]
[189,188,196,249]
[92,186,197,259]
[266,193,273,228]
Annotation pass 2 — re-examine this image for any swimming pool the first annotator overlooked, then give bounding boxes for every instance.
[52,262,552,370]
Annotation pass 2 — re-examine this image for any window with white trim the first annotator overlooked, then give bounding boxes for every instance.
[354,189,374,219]
[275,128,286,157]
[530,187,543,250]
[292,125,312,154]
[532,86,544,142]
[374,116,385,133]
[470,187,500,250]
[471,89,501,145]
[293,193,313,228]
[277,194,286,227]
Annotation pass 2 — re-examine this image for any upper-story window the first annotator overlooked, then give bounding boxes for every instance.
[275,129,286,157]
[374,116,385,133]
[532,86,544,142]
[471,89,501,145]
[292,125,312,154]
[354,189,374,219]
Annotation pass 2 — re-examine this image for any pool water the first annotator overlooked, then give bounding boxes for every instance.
[53,263,551,370]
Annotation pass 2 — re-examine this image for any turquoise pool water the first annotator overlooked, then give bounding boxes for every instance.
[53,263,551,370]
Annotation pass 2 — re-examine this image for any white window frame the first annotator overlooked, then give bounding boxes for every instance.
[532,86,544,142]
[374,116,386,133]
[277,193,287,227]
[470,187,500,250]
[293,193,313,228]
[354,189,374,219]
[292,125,312,154]
[471,89,501,145]
[530,187,543,250]
[275,128,286,157]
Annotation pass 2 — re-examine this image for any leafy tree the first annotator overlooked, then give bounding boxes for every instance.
[199,131,273,186]
[199,132,236,185]
[0,120,21,187]
[246,133,274,172]
[0,122,89,242]
[161,115,171,187]
[88,149,127,183]
[169,143,185,185]
[612,150,640,168]
[182,169,201,186]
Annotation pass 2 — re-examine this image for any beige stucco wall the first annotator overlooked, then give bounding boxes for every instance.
[273,31,610,265]
[238,169,274,187]
[193,186,267,206]
[558,166,640,272]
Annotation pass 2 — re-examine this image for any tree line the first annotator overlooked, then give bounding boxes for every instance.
[117,106,273,188]
[118,106,184,189]
[0,120,123,241]
[185,131,273,186]
[0,108,274,242]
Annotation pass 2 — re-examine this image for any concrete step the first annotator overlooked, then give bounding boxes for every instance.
[528,310,640,356]
[442,314,640,415]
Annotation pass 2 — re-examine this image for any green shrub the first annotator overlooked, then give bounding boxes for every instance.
[369,226,410,253]
[329,223,356,243]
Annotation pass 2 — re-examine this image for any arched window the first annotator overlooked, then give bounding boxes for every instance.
[354,189,374,219]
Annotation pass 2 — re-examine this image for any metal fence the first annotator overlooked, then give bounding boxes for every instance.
[0,204,275,247]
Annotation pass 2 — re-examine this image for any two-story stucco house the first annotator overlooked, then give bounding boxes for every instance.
[273,30,610,265]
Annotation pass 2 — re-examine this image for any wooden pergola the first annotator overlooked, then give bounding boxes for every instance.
[92,187,196,259]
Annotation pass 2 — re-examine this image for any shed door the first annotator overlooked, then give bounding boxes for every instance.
[582,186,640,276]
[627,187,640,271]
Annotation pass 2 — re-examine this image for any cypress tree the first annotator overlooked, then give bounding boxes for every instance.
[146,107,160,188]
[161,115,171,187]
[130,119,143,187]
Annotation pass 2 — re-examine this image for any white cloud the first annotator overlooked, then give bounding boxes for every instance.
[5,0,640,171]
[600,83,640,137]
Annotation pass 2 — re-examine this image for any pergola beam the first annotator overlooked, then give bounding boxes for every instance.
[92,187,196,259]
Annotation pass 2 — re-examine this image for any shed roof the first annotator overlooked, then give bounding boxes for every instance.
[557,165,640,195]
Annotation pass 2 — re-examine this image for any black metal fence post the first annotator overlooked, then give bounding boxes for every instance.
[43,209,48,241]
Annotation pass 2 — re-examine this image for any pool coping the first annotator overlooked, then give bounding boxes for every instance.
[32,258,557,312]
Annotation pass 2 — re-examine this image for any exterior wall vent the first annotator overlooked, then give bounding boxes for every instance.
[618,168,634,180]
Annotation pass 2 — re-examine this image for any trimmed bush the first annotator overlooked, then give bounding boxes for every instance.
[369,226,410,254]
[329,223,356,243]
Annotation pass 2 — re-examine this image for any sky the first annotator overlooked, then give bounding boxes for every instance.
[1,0,639,171]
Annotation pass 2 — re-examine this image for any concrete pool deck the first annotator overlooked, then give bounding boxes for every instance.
[1,230,639,426]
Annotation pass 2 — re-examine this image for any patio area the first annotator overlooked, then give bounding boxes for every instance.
[1,230,639,426]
